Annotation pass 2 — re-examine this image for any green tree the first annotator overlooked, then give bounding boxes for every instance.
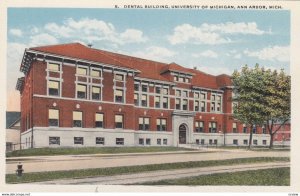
[263,69,290,148]
[232,65,266,148]
[232,65,290,148]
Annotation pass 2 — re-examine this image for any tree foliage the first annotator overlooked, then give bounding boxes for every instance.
[232,64,290,148]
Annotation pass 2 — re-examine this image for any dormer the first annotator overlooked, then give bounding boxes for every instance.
[161,62,194,83]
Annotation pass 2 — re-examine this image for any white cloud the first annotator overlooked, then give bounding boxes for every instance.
[233,54,242,59]
[201,22,267,35]
[43,18,147,45]
[168,22,267,45]
[29,33,58,46]
[168,24,231,45]
[244,45,289,62]
[119,29,148,43]
[193,50,218,58]
[9,28,23,37]
[196,65,233,76]
[131,46,176,62]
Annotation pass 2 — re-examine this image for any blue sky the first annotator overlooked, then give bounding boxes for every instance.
[7,8,290,111]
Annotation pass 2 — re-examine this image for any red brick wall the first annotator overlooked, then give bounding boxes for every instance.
[20,59,241,135]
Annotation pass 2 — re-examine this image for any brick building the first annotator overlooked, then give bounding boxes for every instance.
[16,43,270,149]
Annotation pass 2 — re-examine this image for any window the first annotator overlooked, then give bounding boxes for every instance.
[243,124,247,133]
[92,86,101,100]
[209,139,213,145]
[163,88,168,95]
[96,137,105,145]
[139,117,150,131]
[232,122,237,133]
[211,102,216,111]
[163,97,168,109]
[155,87,161,94]
[200,101,206,112]
[194,101,199,111]
[195,121,204,132]
[157,139,161,145]
[91,69,101,77]
[217,102,221,112]
[157,119,167,131]
[115,114,123,129]
[134,93,139,106]
[178,77,184,82]
[185,78,190,83]
[155,96,160,108]
[201,139,205,145]
[262,125,267,134]
[183,91,188,97]
[233,139,238,145]
[134,83,139,91]
[200,93,206,100]
[48,109,59,127]
[116,138,124,145]
[252,126,257,134]
[73,111,82,127]
[176,98,181,110]
[146,138,151,145]
[139,138,144,145]
[253,139,258,145]
[182,99,188,110]
[243,140,248,145]
[48,63,60,71]
[194,92,199,99]
[77,67,87,75]
[95,113,104,128]
[77,84,87,99]
[211,94,221,112]
[174,76,178,81]
[209,122,217,133]
[74,137,84,145]
[216,95,222,112]
[115,74,124,81]
[142,85,148,92]
[196,139,200,144]
[214,139,218,145]
[49,137,60,145]
[115,89,124,103]
[211,95,215,101]
[141,94,148,107]
[48,80,60,96]
[163,139,168,145]
[263,140,267,145]
[175,90,181,97]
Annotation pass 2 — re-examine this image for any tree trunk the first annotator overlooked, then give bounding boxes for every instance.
[248,125,253,149]
[269,133,274,149]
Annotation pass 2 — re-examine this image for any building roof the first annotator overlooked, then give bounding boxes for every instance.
[6,112,21,129]
[28,43,232,89]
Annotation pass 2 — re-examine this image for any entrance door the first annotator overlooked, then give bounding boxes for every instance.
[179,124,187,144]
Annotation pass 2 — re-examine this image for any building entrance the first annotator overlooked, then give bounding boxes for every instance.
[179,124,187,144]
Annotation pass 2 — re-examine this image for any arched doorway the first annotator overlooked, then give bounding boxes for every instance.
[179,124,187,144]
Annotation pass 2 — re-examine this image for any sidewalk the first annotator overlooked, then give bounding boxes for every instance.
[36,162,290,185]
[6,150,289,174]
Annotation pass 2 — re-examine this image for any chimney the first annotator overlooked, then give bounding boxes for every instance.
[87,43,93,48]
[193,66,197,70]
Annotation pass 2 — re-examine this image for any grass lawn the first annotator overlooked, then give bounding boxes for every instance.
[138,167,290,186]
[6,146,192,157]
[6,157,289,184]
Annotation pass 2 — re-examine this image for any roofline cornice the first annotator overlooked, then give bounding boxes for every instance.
[26,49,141,74]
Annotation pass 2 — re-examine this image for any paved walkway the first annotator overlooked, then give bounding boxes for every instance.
[6,149,289,174]
[36,162,290,185]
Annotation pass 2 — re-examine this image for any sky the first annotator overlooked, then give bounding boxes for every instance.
[7,8,290,111]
